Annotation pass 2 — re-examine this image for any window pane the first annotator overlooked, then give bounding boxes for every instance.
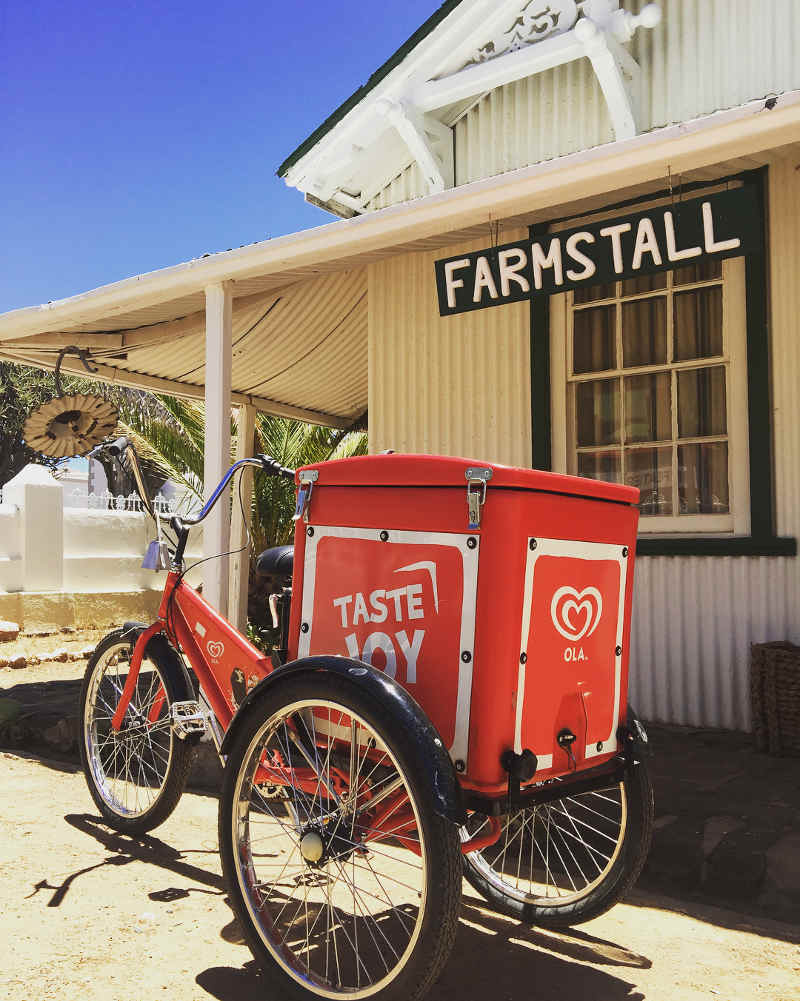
[576,379,620,446]
[573,305,615,373]
[674,286,723,360]
[679,442,729,513]
[573,281,616,305]
[622,297,667,367]
[678,366,727,438]
[625,447,673,516]
[578,450,621,483]
[624,372,671,443]
[673,258,722,286]
[621,272,667,296]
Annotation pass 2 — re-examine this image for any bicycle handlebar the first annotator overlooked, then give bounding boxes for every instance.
[177,454,295,528]
[88,437,295,543]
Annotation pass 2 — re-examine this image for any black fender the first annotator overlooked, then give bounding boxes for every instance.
[119,620,197,709]
[219,655,466,825]
[618,704,650,763]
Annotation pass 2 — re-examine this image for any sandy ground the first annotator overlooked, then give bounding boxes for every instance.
[0,752,797,1001]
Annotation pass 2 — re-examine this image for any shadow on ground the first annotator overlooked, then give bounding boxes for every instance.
[196,899,650,1001]
[26,812,225,908]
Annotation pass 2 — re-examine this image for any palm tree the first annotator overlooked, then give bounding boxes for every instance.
[117,394,367,624]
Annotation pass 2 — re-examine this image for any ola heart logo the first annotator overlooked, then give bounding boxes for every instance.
[550,586,603,642]
[206,640,225,660]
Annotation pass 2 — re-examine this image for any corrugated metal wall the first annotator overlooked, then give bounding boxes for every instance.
[368,228,531,467]
[369,160,800,730]
[630,0,800,131]
[455,58,612,185]
[366,162,428,212]
[367,0,800,209]
[629,157,800,730]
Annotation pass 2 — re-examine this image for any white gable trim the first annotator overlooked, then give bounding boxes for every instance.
[286,0,662,214]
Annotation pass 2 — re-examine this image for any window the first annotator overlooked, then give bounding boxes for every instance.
[551,257,750,534]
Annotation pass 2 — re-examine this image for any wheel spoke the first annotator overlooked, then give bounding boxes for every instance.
[83,641,174,820]
[228,695,436,996]
[463,781,627,909]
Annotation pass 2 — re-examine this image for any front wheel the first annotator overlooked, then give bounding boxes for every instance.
[218,673,462,1001]
[79,628,196,834]
[462,760,653,927]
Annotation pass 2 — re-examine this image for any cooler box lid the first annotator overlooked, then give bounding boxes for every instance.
[297,454,638,506]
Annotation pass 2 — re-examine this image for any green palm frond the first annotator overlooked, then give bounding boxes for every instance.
[121,395,367,551]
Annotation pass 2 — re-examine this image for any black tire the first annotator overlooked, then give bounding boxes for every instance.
[462,758,653,927]
[218,673,462,1001]
[79,627,196,834]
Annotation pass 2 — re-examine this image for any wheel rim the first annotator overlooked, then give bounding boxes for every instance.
[231,699,429,999]
[83,641,174,819]
[464,782,627,907]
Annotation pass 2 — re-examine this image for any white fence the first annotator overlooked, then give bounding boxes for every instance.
[0,465,203,595]
[63,488,184,514]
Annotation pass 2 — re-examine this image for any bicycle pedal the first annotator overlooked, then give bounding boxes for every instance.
[170,700,210,739]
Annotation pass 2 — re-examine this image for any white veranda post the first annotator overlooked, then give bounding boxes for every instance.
[229,403,257,634]
[203,282,233,615]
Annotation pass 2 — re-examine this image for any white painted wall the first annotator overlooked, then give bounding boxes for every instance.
[0,466,203,596]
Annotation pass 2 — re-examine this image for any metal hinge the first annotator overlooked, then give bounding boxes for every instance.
[293,469,319,522]
[465,467,492,529]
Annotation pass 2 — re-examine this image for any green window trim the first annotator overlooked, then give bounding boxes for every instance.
[529,167,796,558]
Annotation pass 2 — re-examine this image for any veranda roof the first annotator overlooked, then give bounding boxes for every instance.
[1,91,797,427]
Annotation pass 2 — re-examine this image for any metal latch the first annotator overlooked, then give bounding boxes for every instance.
[465,467,492,529]
[293,469,319,522]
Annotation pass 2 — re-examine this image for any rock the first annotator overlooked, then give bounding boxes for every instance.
[765,832,800,893]
[705,829,767,899]
[0,620,20,641]
[0,699,22,725]
[60,626,76,634]
[48,648,69,663]
[702,815,745,858]
[42,718,74,752]
[10,656,26,670]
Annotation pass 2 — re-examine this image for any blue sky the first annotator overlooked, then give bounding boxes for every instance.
[0,0,442,313]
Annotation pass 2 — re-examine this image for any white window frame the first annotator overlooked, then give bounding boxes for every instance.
[550,257,750,535]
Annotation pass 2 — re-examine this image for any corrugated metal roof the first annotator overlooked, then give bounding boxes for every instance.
[0,93,796,426]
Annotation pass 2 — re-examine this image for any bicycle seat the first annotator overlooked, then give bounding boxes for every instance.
[256,545,294,578]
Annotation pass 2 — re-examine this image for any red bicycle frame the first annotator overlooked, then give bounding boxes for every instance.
[111,568,499,853]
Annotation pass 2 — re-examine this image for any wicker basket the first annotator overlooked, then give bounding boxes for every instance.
[750,641,800,756]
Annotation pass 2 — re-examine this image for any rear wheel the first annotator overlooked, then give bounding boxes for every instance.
[462,761,653,927]
[79,628,195,834]
[218,673,462,1001]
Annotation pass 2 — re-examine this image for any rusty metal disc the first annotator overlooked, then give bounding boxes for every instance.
[23,395,119,458]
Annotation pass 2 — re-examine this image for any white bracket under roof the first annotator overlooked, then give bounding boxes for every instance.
[375,99,455,194]
[284,0,661,215]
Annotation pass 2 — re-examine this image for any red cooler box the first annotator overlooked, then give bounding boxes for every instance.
[288,454,639,798]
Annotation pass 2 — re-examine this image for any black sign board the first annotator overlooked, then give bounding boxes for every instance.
[435,186,763,317]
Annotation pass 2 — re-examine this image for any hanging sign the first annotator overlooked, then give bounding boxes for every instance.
[435,186,762,317]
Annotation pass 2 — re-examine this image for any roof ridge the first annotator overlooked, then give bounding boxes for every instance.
[276,0,465,178]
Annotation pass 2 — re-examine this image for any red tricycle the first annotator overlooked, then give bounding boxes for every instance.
[79,439,653,1001]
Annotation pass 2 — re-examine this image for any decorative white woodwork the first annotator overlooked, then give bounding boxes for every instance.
[282,0,661,212]
[203,282,233,616]
[456,0,578,69]
[375,99,453,195]
[229,403,257,634]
